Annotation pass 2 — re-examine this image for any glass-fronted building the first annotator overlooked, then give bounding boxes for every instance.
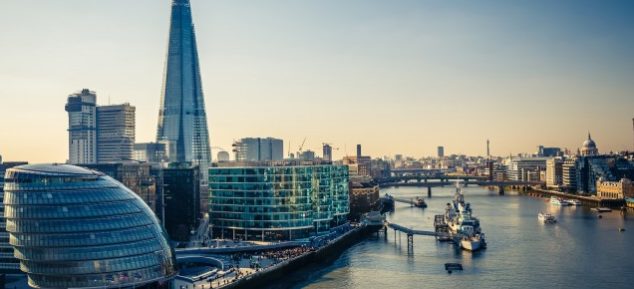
[3,164,176,289]
[209,161,349,241]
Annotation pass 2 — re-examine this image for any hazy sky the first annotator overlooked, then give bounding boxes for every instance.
[1,0,633,163]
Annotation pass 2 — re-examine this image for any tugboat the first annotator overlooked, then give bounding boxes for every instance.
[444,182,486,251]
[538,212,557,224]
[414,197,427,208]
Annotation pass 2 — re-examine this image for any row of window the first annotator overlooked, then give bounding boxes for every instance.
[6,213,153,233]
[4,201,141,219]
[10,225,158,247]
[27,265,171,288]
[3,188,136,205]
[21,252,170,275]
[14,238,163,262]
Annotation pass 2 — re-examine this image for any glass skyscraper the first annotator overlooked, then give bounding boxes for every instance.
[209,161,349,241]
[156,0,211,173]
[3,164,176,288]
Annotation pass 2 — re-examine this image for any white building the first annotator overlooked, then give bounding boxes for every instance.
[232,137,283,161]
[65,89,97,164]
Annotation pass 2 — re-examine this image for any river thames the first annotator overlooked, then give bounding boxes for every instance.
[268,186,634,289]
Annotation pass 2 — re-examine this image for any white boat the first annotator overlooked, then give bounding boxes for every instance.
[550,196,571,206]
[567,199,581,206]
[460,233,485,251]
[538,212,557,223]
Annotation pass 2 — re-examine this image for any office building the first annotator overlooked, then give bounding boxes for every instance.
[299,150,316,161]
[537,146,562,157]
[562,157,578,192]
[65,88,97,164]
[163,164,201,241]
[232,137,283,161]
[437,146,444,158]
[0,160,27,275]
[3,164,176,288]
[209,161,349,241]
[97,104,135,163]
[156,0,212,183]
[546,158,563,188]
[82,162,159,213]
[505,157,548,181]
[356,144,362,159]
[134,142,167,163]
[323,143,333,162]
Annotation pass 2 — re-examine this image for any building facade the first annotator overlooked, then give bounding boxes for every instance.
[322,144,333,162]
[209,162,349,241]
[134,142,167,163]
[82,163,159,214]
[437,146,444,158]
[0,161,27,275]
[546,158,563,188]
[163,165,201,241]
[349,182,379,221]
[232,137,283,162]
[596,178,634,199]
[3,164,175,288]
[65,89,97,164]
[97,104,135,163]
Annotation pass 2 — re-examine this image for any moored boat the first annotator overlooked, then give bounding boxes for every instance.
[567,199,581,206]
[550,196,571,206]
[414,197,427,208]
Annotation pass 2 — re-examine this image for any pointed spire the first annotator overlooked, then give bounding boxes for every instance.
[588,131,592,140]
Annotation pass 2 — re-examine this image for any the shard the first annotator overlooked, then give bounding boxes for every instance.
[157,0,211,173]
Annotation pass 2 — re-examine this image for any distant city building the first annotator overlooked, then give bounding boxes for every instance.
[323,143,333,162]
[0,160,27,274]
[82,162,158,213]
[4,164,176,288]
[546,158,563,188]
[97,103,135,163]
[343,155,372,177]
[580,133,599,156]
[356,144,362,159]
[65,88,97,164]
[163,164,201,241]
[299,150,316,161]
[437,146,445,158]
[232,137,283,161]
[216,150,230,162]
[597,178,634,199]
[209,161,349,241]
[537,146,562,157]
[349,181,379,221]
[562,157,578,192]
[133,142,167,163]
[505,157,548,181]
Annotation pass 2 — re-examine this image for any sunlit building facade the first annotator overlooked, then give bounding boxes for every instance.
[209,161,349,241]
[3,164,176,288]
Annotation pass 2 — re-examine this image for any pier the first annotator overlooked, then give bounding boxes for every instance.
[384,217,452,249]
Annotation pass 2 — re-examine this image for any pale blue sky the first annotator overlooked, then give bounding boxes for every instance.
[1,0,633,162]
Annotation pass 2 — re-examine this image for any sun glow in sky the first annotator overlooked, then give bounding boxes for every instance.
[1,0,633,163]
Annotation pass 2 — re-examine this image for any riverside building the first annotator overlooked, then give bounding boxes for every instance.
[209,160,349,241]
[3,164,176,288]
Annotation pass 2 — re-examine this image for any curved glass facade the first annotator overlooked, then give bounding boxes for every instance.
[3,164,176,289]
[209,164,349,241]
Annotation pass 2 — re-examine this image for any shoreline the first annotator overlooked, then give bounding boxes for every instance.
[217,224,380,289]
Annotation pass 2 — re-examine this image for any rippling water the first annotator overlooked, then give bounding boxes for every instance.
[275,186,634,289]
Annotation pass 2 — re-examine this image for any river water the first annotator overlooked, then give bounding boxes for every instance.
[283,186,634,289]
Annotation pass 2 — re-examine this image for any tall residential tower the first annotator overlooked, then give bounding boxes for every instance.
[156,0,211,175]
[65,89,97,164]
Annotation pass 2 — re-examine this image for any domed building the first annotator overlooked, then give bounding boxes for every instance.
[581,133,599,156]
[3,164,176,289]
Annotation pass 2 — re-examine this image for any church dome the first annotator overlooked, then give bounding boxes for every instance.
[581,133,598,156]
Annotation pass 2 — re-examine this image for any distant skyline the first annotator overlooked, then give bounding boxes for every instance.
[1,0,633,163]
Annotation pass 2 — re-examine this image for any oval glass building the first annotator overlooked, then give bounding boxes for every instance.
[3,164,176,289]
